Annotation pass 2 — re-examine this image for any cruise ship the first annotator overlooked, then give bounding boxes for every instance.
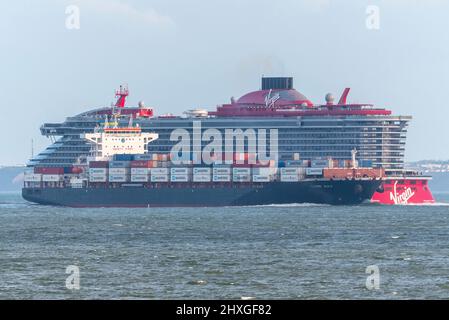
[23,77,434,206]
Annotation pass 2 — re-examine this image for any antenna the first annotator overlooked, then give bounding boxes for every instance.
[31,139,34,158]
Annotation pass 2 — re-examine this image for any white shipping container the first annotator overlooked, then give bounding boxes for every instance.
[193,174,211,182]
[232,168,251,175]
[253,167,278,176]
[213,174,230,182]
[311,159,329,168]
[109,174,127,182]
[151,168,168,175]
[151,174,168,182]
[213,168,231,175]
[131,168,149,175]
[280,168,298,175]
[193,167,211,174]
[170,174,189,182]
[109,168,128,175]
[42,174,62,182]
[24,174,41,182]
[89,168,107,175]
[280,174,299,182]
[89,175,107,182]
[306,168,323,176]
[233,175,251,182]
[252,175,270,182]
[170,167,189,175]
[131,174,149,182]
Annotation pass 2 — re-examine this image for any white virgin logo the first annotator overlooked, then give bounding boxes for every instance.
[389,181,415,204]
[265,89,280,108]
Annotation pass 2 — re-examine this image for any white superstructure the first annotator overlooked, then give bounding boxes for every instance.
[82,125,158,158]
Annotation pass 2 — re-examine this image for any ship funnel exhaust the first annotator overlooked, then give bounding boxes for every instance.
[338,88,350,105]
[262,77,293,90]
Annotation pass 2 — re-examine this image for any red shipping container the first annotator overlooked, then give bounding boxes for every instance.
[34,167,64,174]
[89,161,109,168]
[130,160,155,168]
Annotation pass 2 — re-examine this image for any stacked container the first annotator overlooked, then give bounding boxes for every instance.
[232,167,251,182]
[170,167,190,182]
[193,167,211,182]
[88,161,108,182]
[213,165,231,182]
[151,168,169,182]
[280,167,299,182]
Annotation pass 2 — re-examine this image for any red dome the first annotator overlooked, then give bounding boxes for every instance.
[236,89,313,107]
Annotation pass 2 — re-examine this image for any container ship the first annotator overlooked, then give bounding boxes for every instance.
[22,77,434,206]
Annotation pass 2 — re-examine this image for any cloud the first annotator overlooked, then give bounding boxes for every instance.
[75,0,175,28]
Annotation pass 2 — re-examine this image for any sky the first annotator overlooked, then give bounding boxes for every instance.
[1,0,448,165]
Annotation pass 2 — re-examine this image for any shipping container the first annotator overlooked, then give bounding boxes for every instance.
[252,167,278,176]
[193,174,211,182]
[151,174,168,182]
[70,178,84,184]
[131,168,149,175]
[293,153,300,161]
[252,175,270,182]
[89,161,109,168]
[42,174,62,182]
[89,168,107,175]
[324,168,379,179]
[108,174,128,182]
[34,167,64,174]
[109,168,128,175]
[233,174,251,182]
[212,174,231,182]
[213,167,231,175]
[285,160,304,167]
[280,168,298,175]
[331,159,339,168]
[306,168,323,176]
[24,174,42,182]
[72,167,84,174]
[170,167,190,175]
[280,174,299,182]
[130,174,149,182]
[133,154,154,161]
[232,167,251,175]
[311,159,329,168]
[63,167,74,174]
[89,175,107,182]
[114,154,134,161]
[151,168,168,175]
[193,167,211,175]
[359,160,373,168]
[130,160,155,168]
[109,161,130,168]
[170,174,189,182]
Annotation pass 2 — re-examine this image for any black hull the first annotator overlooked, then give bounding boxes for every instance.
[22,180,381,207]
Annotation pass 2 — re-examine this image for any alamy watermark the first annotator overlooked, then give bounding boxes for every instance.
[65,5,80,30]
[65,265,80,290]
[169,121,279,165]
[366,5,380,30]
[365,265,380,290]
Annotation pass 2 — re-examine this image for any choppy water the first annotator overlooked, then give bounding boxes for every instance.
[1,192,449,299]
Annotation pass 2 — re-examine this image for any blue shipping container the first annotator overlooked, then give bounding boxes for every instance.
[109,161,131,168]
[114,154,134,161]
